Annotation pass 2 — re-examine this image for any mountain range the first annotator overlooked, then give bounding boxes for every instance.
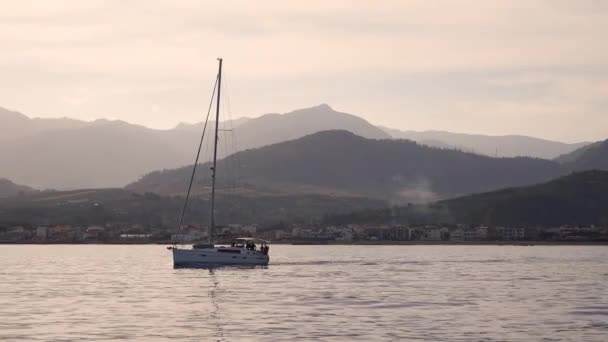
[129,130,565,202]
[2,98,606,229]
[380,127,588,159]
[130,131,608,202]
[0,178,34,198]
[0,104,388,189]
[0,104,600,192]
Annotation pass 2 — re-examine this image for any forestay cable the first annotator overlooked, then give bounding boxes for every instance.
[172,74,219,246]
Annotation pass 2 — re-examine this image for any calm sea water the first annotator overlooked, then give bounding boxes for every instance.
[0,245,607,341]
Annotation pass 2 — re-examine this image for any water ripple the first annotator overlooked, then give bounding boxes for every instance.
[0,245,607,341]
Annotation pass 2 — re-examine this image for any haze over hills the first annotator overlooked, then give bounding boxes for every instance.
[0,107,89,142]
[323,170,608,226]
[0,104,389,189]
[129,130,564,203]
[440,170,608,226]
[380,127,588,159]
[234,104,390,145]
[0,104,603,191]
[556,139,608,171]
[0,121,191,189]
[173,117,252,132]
[0,178,34,198]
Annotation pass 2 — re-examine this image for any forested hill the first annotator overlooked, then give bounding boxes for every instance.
[323,170,608,226]
[440,170,608,225]
[562,139,608,171]
[129,130,562,202]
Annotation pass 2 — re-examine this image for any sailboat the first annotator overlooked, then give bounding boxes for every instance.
[169,58,270,267]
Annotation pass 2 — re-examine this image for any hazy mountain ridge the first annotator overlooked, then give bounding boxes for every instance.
[173,117,252,132]
[233,104,391,147]
[129,130,564,202]
[0,122,192,189]
[0,178,35,198]
[380,127,588,159]
[1,104,603,190]
[557,140,608,170]
[0,104,389,189]
[0,106,89,142]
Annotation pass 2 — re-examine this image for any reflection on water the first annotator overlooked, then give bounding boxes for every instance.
[207,269,226,342]
[1,245,607,341]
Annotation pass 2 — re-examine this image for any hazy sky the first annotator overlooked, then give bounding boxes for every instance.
[1,0,607,142]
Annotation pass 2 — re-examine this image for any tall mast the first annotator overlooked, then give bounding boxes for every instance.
[209,57,222,244]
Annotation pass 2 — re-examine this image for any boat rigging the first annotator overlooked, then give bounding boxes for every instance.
[169,58,270,267]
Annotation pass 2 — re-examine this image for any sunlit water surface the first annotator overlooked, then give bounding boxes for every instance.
[0,245,607,341]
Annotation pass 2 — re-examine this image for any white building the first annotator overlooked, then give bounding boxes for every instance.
[36,226,48,240]
[171,231,204,242]
[476,227,488,240]
[274,230,291,240]
[120,234,152,240]
[450,229,464,241]
[291,226,301,238]
[463,230,477,241]
[222,224,257,235]
[424,228,444,241]
[336,230,354,242]
[497,227,525,240]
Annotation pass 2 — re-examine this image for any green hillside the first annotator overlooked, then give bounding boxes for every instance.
[325,171,608,226]
[441,170,608,226]
[0,188,385,227]
[129,130,562,202]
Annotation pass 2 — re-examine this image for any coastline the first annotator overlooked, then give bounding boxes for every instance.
[1,240,607,246]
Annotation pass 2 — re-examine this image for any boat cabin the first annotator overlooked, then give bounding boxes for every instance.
[230,237,270,255]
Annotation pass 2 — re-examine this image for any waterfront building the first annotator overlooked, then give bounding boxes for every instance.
[423,227,445,241]
[1,226,27,241]
[463,229,477,241]
[274,230,291,240]
[336,230,354,241]
[119,234,152,240]
[83,226,105,240]
[476,227,489,240]
[496,227,525,240]
[450,229,464,241]
[35,226,48,241]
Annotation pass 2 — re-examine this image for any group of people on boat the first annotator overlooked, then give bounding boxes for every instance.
[255,244,270,255]
[230,239,270,255]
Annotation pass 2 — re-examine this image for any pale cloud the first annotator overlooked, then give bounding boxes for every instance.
[0,0,607,141]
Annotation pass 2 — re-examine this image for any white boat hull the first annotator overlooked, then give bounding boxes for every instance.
[172,246,269,267]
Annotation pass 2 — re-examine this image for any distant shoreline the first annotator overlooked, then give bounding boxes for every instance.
[1,240,607,246]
